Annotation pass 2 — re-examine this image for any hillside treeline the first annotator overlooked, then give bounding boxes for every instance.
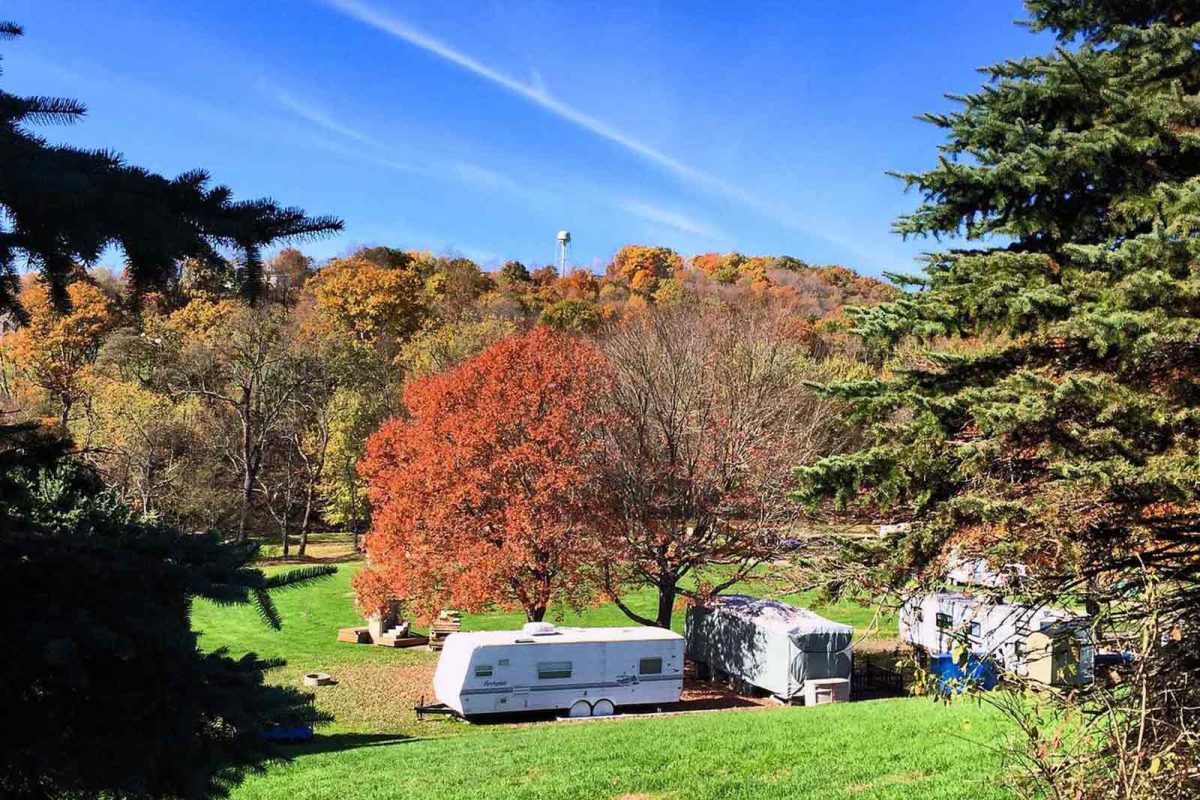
[0,244,894,550]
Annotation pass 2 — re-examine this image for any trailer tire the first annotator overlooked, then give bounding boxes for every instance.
[567,700,592,718]
[591,699,615,717]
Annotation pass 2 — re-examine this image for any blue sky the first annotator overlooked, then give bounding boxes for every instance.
[5,1,1050,277]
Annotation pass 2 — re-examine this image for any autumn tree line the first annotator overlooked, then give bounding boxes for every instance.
[0,242,892,569]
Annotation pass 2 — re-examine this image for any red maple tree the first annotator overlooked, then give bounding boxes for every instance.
[355,327,611,622]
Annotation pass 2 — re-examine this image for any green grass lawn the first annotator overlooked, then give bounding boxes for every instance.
[459,571,897,639]
[192,560,896,666]
[232,699,1013,800]
[194,556,1012,799]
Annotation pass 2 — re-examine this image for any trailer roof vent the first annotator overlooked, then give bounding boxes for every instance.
[522,622,557,636]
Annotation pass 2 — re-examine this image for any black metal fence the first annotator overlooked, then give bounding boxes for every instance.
[851,662,905,698]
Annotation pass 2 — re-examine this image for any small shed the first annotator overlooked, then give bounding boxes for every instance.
[685,595,853,701]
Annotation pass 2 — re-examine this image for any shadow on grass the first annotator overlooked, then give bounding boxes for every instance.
[289,732,419,756]
[256,552,364,566]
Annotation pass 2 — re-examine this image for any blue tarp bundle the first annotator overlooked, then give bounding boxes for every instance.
[259,725,314,743]
[929,652,998,693]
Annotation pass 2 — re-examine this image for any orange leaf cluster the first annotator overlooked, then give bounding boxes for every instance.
[357,327,613,622]
[5,278,116,426]
[607,245,682,292]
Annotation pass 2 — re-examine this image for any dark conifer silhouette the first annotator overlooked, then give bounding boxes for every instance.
[0,22,341,317]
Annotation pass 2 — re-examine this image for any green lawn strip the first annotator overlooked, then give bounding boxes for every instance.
[459,566,898,639]
[194,564,381,664]
[197,557,1013,797]
[194,561,895,663]
[231,698,1013,800]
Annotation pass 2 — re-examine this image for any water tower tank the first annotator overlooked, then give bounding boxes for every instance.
[557,230,571,244]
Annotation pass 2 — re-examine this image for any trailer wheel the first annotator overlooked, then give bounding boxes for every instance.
[591,699,615,717]
[567,700,592,718]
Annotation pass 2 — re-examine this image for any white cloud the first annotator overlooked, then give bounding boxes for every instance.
[614,198,725,241]
[275,90,386,150]
[319,0,722,187]
[317,0,892,268]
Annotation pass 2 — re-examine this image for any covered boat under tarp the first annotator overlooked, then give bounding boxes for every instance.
[684,595,853,700]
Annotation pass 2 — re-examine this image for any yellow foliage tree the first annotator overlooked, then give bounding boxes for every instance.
[308,256,427,343]
[72,375,189,515]
[4,278,117,428]
[397,317,516,379]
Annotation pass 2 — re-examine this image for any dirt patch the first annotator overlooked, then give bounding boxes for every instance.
[259,542,360,564]
[847,770,930,793]
[854,637,904,654]
[279,655,438,733]
[255,534,361,564]
[674,677,775,711]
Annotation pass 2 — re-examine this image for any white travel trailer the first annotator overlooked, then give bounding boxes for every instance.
[432,623,684,718]
[899,592,1094,685]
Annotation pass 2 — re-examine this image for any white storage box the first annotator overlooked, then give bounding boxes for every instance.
[804,677,850,705]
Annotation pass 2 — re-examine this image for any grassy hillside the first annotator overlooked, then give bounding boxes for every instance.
[194,555,1012,799]
[231,699,1012,800]
[193,560,900,732]
[193,558,896,661]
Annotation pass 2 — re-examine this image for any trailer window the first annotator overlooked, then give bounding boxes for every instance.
[474,664,493,678]
[935,612,952,629]
[639,657,663,675]
[537,661,572,680]
[968,622,981,638]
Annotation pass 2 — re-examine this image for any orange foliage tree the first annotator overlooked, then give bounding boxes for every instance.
[356,327,612,622]
[607,245,682,293]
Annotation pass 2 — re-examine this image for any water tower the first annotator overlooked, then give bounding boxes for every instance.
[556,230,571,275]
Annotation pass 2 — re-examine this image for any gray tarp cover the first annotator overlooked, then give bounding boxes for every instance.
[686,595,853,697]
[714,595,853,641]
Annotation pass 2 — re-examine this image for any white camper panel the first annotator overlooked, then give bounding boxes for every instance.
[899,592,1094,684]
[433,624,684,717]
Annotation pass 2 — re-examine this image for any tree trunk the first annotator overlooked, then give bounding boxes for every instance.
[298,481,315,557]
[656,576,677,629]
[280,517,289,558]
[350,494,363,551]
[527,606,546,623]
[236,388,253,542]
[238,465,253,542]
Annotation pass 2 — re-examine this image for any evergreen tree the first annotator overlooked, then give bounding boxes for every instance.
[498,259,531,285]
[0,423,335,798]
[796,2,1200,797]
[0,23,340,315]
[0,19,341,798]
